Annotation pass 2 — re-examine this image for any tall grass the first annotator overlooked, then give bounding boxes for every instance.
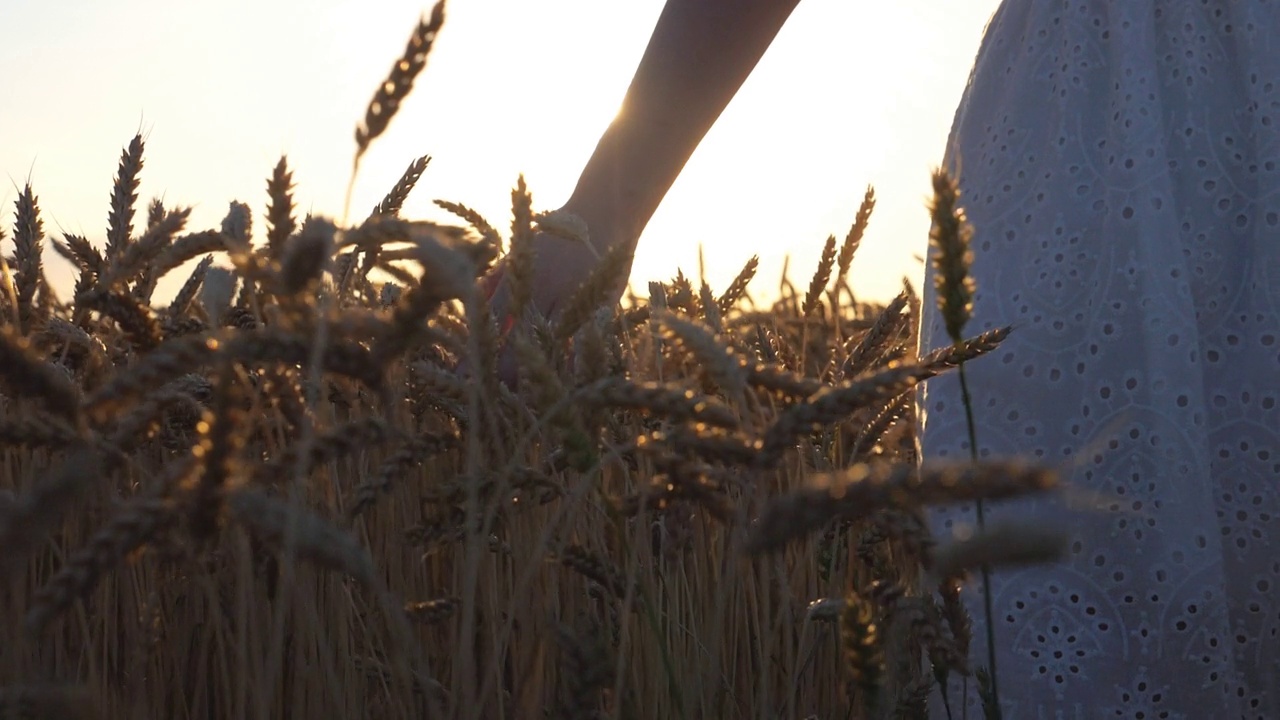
[0,5,1064,719]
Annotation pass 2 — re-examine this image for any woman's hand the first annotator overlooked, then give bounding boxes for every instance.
[474,224,623,387]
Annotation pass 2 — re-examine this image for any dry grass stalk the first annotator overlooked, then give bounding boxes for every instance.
[745,459,1057,554]
[354,1,446,160]
[803,234,837,317]
[105,134,144,262]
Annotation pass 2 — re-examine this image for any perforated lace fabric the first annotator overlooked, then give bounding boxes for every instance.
[916,1,1280,718]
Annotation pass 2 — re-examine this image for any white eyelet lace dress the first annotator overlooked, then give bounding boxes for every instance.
[917,1,1280,718]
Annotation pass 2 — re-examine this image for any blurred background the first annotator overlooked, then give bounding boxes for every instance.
[0,0,1002,307]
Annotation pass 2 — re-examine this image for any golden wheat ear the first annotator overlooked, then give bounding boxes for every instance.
[840,590,884,715]
[100,206,190,292]
[372,155,431,219]
[354,1,446,167]
[265,157,297,260]
[744,460,1056,554]
[656,310,747,400]
[928,168,976,342]
[803,234,836,318]
[105,134,144,265]
[12,183,45,332]
[716,254,759,317]
[837,185,875,286]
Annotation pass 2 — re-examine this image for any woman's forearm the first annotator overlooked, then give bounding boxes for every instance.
[565,0,802,251]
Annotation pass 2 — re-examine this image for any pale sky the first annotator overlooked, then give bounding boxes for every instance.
[0,0,1002,307]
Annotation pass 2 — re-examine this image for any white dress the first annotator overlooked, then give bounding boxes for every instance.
[917,1,1280,717]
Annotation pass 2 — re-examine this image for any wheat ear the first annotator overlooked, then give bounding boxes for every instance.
[105,134,144,262]
[354,1,446,163]
[12,183,45,330]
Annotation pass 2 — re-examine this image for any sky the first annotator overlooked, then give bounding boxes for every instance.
[0,0,1002,307]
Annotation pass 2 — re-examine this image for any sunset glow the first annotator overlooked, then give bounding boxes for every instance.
[1,0,1001,305]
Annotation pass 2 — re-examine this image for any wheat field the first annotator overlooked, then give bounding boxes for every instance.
[0,5,1062,719]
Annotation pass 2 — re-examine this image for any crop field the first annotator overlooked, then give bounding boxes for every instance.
[0,5,1060,719]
